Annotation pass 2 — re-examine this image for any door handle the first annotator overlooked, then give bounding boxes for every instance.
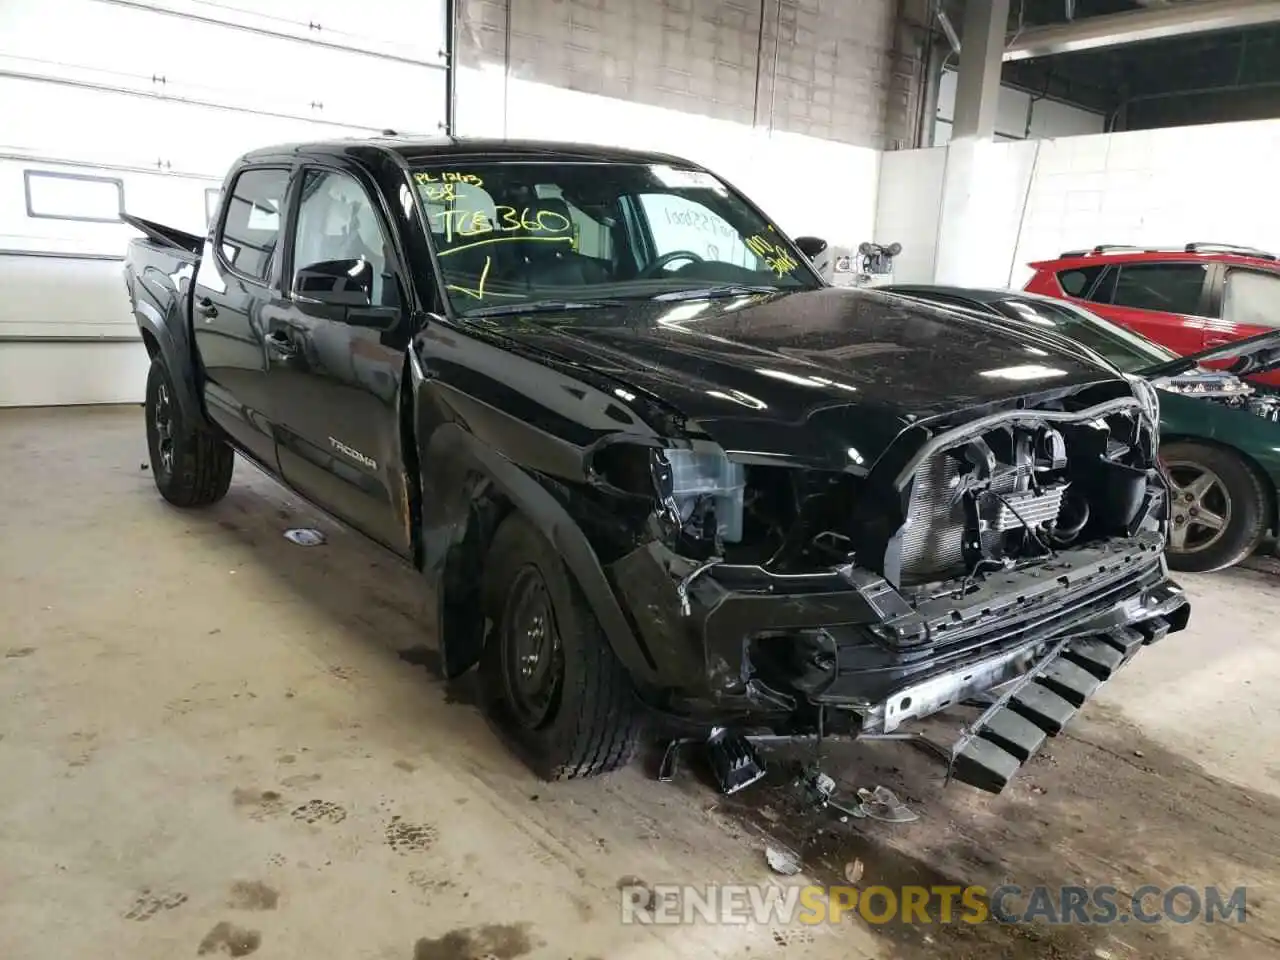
[195,297,218,319]
[265,330,297,358]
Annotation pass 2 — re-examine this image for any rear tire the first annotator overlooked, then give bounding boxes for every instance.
[145,358,233,507]
[1162,441,1267,573]
[478,514,643,779]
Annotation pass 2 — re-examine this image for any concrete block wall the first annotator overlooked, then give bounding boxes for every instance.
[458,0,915,151]
[873,116,1280,290]
[1011,119,1280,285]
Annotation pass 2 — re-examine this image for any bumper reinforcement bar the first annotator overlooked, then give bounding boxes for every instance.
[950,617,1171,793]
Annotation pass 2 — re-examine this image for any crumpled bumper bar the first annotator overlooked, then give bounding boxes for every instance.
[950,604,1186,793]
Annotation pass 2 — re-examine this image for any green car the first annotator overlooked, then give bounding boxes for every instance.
[885,285,1280,573]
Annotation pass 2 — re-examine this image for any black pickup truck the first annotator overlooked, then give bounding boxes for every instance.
[125,137,1189,793]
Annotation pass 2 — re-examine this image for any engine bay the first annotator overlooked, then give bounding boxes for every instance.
[590,392,1165,600]
[1154,370,1280,422]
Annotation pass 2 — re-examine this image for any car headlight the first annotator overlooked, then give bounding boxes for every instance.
[590,443,746,544]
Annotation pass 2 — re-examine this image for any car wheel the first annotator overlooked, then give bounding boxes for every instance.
[1161,441,1267,573]
[145,357,234,507]
[479,513,643,779]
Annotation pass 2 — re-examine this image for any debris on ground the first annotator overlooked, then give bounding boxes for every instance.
[844,858,864,884]
[765,844,802,876]
[857,786,918,823]
[795,767,919,823]
[283,528,326,546]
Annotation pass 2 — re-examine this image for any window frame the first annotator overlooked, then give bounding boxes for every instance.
[1089,261,1215,319]
[213,165,293,287]
[24,170,124,224]
[283,162,409,310]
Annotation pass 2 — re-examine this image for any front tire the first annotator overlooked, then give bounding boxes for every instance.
[1162,441,1267,573]
[145,358,233,507]
[479,514,643,780]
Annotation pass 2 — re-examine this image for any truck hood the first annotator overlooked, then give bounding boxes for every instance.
[1139,329,1280,379]
[481,287,1122,470]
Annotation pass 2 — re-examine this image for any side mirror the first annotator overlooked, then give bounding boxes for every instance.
[294,258,373,308]
[794,236,828,260]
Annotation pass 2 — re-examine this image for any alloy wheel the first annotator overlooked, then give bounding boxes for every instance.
[153,381,175,475]
[1164,459,1231,554]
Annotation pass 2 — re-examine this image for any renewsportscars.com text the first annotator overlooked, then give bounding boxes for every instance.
[619,883,1248,926]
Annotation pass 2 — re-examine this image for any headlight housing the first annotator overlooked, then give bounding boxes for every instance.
[590,442,746,544]
[663,448,746,543]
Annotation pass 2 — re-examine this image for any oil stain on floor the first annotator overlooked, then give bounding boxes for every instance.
[411,923,537,960]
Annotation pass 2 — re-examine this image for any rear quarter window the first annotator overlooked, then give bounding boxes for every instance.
[1056,266,1103,297]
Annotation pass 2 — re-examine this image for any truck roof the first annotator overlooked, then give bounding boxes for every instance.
[239,136,702,169]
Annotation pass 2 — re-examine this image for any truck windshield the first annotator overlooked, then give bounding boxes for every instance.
[410,161,821,316]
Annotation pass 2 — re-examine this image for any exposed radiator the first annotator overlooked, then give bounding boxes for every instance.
[983,485,1067,532]
[898,451,1067,584]
[898,451,967,582]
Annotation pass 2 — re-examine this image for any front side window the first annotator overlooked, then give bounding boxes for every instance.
[1105,263,1207,315]
[1223,270,1280,330]
[411,162,819,315]
[292,169,397,307]
[218,168,289,281]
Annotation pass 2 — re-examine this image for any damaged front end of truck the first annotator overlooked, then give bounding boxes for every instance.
[576,376,1189,793]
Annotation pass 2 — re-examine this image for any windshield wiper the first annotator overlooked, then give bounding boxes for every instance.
[460,298,626,319]
[650,284,783,302]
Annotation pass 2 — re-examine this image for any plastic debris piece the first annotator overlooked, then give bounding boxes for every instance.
[844,859,864,884]
[284,528,326,546]
[856,785,918,823]
[765,844,802,876]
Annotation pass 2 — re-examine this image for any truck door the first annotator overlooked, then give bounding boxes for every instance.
[192,166,291,470]
[264,164,416,556]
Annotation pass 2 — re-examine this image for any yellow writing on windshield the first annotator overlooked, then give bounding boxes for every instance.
[746,233,799,277]
[421,182,459,202]
[433,205,572,242]
[415,171,484,188]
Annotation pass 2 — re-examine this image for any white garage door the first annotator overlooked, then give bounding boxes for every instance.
[0,0,448,406]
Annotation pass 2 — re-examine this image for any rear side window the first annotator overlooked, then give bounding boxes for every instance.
[1223,270,1280,329]
[1104,263,1207,315]
[1056,266,1102,297]
[218,168,290,281]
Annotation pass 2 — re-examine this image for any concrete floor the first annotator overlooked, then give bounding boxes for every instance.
[1,405,1278,960]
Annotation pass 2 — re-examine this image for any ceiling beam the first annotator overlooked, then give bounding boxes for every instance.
[1004,0,1280,61]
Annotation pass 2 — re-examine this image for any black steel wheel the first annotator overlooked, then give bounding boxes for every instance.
[478,513,643,780]
[499,566,565,730]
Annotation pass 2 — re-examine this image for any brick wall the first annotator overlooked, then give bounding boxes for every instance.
[457,0,921,151]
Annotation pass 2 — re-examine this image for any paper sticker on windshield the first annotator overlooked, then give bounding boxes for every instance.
[746,234,799,277]
[650,165,721,191]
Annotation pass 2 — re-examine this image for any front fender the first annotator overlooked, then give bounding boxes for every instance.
[415,417,661,686]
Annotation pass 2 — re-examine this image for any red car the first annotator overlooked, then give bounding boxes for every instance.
[1024,244,1280,386]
